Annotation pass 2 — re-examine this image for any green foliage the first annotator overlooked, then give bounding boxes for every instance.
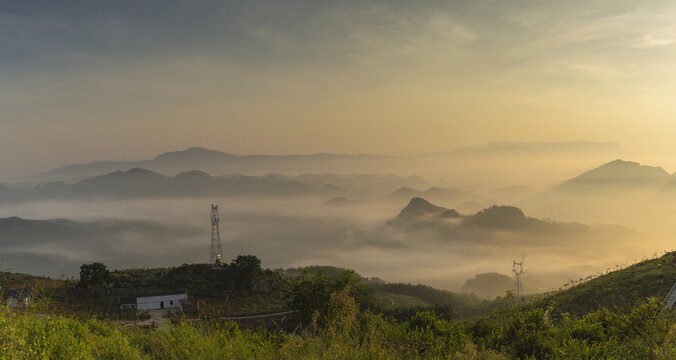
[0,308,143,359]
[383,303,456,323]
[163,256,284,299]
[5,297,671,359]
[230,255,263,293]
[502,308,553,359]
[78,262,110,293]
[470,298,672,360]
[552,298,670,359]
[404,311,470,357]
[166,263,215,295]
[8,255,676,359]
[0,306,504,360]
[288,269,374,326]
[370,282,495,319]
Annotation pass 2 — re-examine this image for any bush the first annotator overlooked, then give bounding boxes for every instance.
[288,269,372,326]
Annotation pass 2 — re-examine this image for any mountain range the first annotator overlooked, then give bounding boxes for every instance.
[5,156,676,216]
[14,142,622,183]
[383,196,640,259]
[0,168,320,203]
[17,147,395,183]
[0,168,433,204]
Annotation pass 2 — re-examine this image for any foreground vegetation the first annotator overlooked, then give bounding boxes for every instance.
[4,252,676,359]
[1,293,675,359]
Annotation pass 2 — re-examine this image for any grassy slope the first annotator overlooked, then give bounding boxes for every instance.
[369,282,496,319]
[535,251,676,316]
[373,291,428,309]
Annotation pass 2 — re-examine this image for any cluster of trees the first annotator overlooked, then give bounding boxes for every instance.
[78,256,268,297]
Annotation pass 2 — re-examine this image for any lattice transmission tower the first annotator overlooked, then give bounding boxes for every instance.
[513,259,524,298]
[210,204,223,267]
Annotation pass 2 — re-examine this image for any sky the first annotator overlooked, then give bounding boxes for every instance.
[2,0,676,177]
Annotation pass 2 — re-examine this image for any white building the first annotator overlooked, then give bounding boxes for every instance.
[119,290,187,310]
[3,288,32,308]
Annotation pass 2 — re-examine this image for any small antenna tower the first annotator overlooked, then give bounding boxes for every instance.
[513,258,524,297]
[210,204,223,267]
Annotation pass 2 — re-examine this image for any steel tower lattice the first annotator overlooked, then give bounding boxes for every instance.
[513,259,524,298]
[210,204,223,266]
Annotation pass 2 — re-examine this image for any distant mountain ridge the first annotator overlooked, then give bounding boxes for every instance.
[0,168,319,203]
[20,147,394,183]
[550,159,671,194]
[443,141,621,157]
[16,141,623,183]
[0,168,429,204]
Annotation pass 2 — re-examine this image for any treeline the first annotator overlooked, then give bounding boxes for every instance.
[104,256,289,298]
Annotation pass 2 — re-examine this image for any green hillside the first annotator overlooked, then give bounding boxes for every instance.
[534,251,676,316]
[373,291,428,309]
[5,253,676,359]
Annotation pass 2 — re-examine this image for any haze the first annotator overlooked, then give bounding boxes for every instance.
[3,1,676,177]
[2,1,676,297]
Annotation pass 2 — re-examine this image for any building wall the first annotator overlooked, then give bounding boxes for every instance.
[5,297,29,308]
[136,293,187,310]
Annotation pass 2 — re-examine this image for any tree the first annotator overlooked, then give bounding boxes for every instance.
[230,255,262,293]
[78,262,110,293]
[288,269,371,326]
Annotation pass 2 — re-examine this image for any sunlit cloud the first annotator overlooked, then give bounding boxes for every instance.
[641,27,676,47]
[2,1,676,176]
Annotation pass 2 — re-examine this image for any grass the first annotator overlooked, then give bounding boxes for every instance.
[373,291,428,309]
[0,306,507,360]
[535,251,676,317]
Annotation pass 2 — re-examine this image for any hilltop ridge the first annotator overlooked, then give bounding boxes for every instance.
[552,159,670,193]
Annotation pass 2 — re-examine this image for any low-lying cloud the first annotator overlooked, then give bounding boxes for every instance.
[0,195,668,296]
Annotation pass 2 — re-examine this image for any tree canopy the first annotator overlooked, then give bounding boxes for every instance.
[78,262,110,291]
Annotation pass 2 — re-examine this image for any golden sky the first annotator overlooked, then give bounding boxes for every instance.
[2,1,676,176]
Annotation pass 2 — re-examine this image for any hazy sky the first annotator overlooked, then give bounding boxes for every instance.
[2,0,676,177]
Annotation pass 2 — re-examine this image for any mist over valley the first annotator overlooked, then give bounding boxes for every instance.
[1,144,672,297]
